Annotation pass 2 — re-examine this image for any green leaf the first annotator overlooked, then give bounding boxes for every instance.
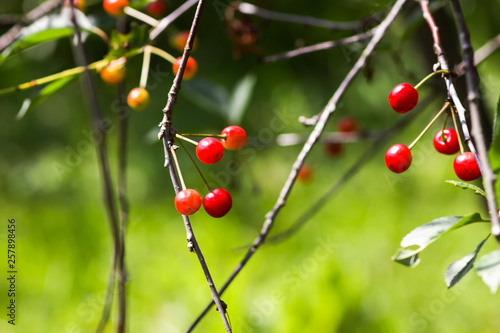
[445,235,489,288]
[183,79,229,116]
[227,73,257,124]
[475,250,500,293]
[445,180,486,197]
[16,76,76,120]
[392,213,489,267]
[0,8,100,66]
[489,96,500,207]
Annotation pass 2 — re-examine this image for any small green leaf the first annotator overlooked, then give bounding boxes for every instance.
[16,76,76,120]
[475,250,500,293]
[445,180,486,197]
[392,213,489,267]
[445,235,489,288]
[227,73,257,124]
[183,79,229,116]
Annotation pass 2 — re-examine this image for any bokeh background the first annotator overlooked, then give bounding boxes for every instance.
[1,0,500,332]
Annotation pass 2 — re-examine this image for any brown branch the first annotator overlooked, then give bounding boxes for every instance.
[454,33,500,76]
[0,0,63,51]
[450,0,500,248]
[185,0,409,331]
[235,1,372,31]
[68,3,121,333]
[264,28,375,63]
[149,0,199,40]
[155,0,232,331]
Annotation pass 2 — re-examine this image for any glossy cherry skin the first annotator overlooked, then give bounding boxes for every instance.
[144,0,167,19]
[127,87,150,111]
[196,137,224,164]
[172,57,198,80]
[175,189,202,215]
[221,126,247,150]
[385,143,412,173]
[453,152,481,181]
[103,0,129,17]
[100,58,126,85]
[388,83,419,113]
[433,128,460,155]
[203,188,232,218]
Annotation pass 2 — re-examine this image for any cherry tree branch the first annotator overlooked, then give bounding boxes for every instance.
[149,0,199,40]
[263,28,375,63]
[185,0,408,331]
[235,1,376,31]
[155,0,232,331]
[0,0,63,51]
[450,0,500,247]
[454,33,500,76]
[68,3,121,332]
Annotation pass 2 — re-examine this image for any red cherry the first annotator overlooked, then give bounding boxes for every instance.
[103,0,129,17]
[338,116,359,133]
[203,188,232,218]
[385,143,412,173]
[388,83,419,113]
[324,142,343,157]
[173,57,198,80]
[170,31,198,52]
[297,164,313,183]
[221,126,247,150]
[433,128,460,155]
[175,189,202,215]
[196,137,224,164]
[127,87,150,111]
[453,152,481,181]
[144,0,167,19]
[100,58,126,85]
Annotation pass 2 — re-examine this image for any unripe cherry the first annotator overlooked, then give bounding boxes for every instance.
[103,0,129,17]
[172,56,198,80]
[100,58,126,85]
[221,126,247,150]
[175,189,202,215]
[127,87,150,111]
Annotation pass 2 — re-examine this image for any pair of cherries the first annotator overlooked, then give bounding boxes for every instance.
[385,83,481,181]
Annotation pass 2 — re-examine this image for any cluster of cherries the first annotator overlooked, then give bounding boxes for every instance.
[385,83,481,181]
[174,126,247,218]
[99,0,199,111]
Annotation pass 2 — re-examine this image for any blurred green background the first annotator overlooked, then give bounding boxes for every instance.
[1,0,500,332]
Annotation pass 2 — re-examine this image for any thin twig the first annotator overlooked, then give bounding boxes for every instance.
[264,28,375,63]
[185,0,408,330]
[236,1,372,31]
[149,0,199,40]
[157,0,232,331]
[418,1,481,169]
[454,33,500,76]
[0,0,62,51]
[450,0,500,247]
[68,3,120,333]
[116,16,129,333]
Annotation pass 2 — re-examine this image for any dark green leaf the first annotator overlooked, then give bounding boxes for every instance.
[445,235,489,288]
[0,8,101,66]
[183,79,229,116]
[392,213,489,267]
[445,180,486,197]
[16,76,76,120]
[475,250,500,293]
[227,73,257,124]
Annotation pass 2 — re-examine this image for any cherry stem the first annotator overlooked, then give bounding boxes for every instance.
[170,146,186,190]
[149,45,177,64]
[414,69,449,90]
[180,133,227,139]
[139,46,152,89]
[450,104,465,153]
[176,133,199,146]
[178,140,213,192]
[408,101,450,149]
[123,6,159,26]
[441,113,449,142]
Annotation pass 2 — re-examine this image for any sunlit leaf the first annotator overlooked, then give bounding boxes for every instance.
[445,180,486,197]
[445,235,489,288]
[227,73,257,124]
[392,213,489,267]
[183,78,229,116]
[475,250,500,293]
[16,76,76,120]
